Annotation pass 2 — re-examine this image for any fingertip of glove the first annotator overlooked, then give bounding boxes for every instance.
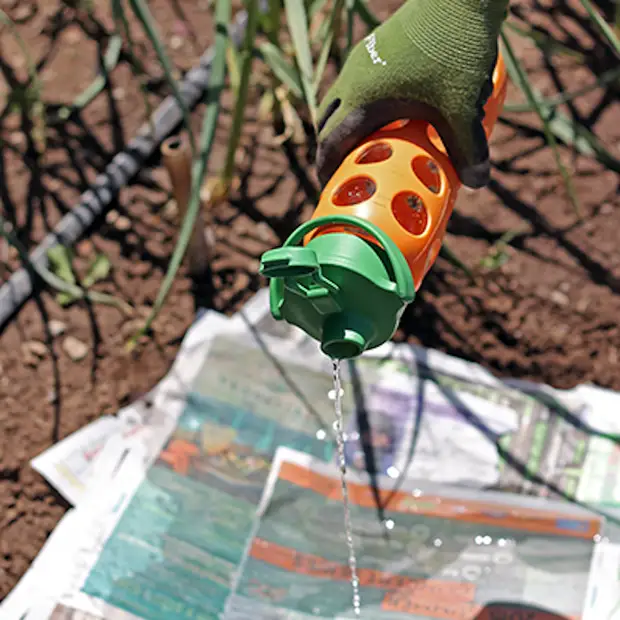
[459,159,491,189]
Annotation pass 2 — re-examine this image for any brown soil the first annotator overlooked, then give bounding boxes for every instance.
[0,0,619,601]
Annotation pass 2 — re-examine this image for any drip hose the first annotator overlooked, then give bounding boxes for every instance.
[0,9,249,334]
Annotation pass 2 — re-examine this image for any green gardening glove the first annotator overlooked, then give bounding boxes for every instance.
[316,0,510,189]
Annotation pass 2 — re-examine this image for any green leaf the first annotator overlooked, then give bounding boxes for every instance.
[137,0,232,342]
[56,34,123,120]
[128,0,196,153]
[222,0,260,185]
[47,245,77,285]
[258,41,304,99]
[353,0,380,31]
[83,254,112,288]
[578,0,620,56]
[283,0,318,129]
[313,0,345,94]
[500,29,582,219]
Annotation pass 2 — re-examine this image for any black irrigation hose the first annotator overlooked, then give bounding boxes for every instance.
[0,10,249,335]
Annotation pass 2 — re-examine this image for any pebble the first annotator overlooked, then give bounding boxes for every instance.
[63,336,88,362]
[48,320,66,337]
[170,35,183,50]
[115,215,132,232]
[23,340,47,358]
[550,290,569,307]
[600,203,614,215]
[22,341,47,367]
[162,199,178,222]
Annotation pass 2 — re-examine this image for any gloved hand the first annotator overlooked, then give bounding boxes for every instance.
[316,0,509,189]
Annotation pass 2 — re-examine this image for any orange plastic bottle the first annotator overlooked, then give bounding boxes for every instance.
[260,55,508,359]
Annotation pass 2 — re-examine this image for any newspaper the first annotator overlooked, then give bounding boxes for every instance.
[224,446,614,619]
[8,289,620,619]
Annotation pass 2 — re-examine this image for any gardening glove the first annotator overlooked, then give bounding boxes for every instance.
[316,0,510,189]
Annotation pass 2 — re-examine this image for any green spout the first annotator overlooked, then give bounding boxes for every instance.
[259,215,415,359]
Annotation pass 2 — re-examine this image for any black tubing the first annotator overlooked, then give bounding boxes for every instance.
[0,10,249,334]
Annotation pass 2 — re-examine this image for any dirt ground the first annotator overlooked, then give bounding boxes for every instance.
[0,0,619,600]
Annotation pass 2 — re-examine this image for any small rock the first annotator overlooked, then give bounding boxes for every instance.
[550,290,569,307]
[600,203,614,216]
[559,282,570,293]
[170,35,183,50]
[48,320,66,337]
[106,210,120,225]
[162,199,178,222]
[22,340,47,359]
[63,336,88,362]
[12,4,35,22]
[46,389,59,405]
[115,215,132,232]
[112,87,125,101]
[22,346,39,368]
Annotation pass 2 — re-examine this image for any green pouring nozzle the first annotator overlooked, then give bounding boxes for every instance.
[259,215,415,360]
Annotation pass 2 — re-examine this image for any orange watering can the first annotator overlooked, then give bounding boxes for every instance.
[260,55,508,359]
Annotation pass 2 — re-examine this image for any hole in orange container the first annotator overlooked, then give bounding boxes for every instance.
[380,119,409,132]
[391,191,428,235]
[427,126,447,155]
[332,175,376,207]
[356,142,393,164]
[412,156,441,194]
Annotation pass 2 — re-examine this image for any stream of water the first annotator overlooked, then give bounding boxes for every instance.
[331,359,362,617]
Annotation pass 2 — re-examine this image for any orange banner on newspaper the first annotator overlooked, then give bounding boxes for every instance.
[277,462,601,539]
[382,590,580,620]
[249,538,474,600]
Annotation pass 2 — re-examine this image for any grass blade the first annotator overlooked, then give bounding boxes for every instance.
[57,34,123,120]
[578,0,620,56]
[312,0,345,93]
[221,0,260,187]
[283,0,318,130]
[128,0,196,152]
[500,29,582,219]
[503,64,620,112]
[345,0,355,57]
[258,41,303,99]
[353,0,379,30]
[136,0,232,342]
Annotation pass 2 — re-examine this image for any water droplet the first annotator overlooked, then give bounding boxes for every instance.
[386,466,400,479]
[328,388,345,401]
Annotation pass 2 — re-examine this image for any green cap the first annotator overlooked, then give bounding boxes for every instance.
[259,215,415,359]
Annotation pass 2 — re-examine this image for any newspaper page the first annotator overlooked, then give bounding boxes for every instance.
[224,446,612,620]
